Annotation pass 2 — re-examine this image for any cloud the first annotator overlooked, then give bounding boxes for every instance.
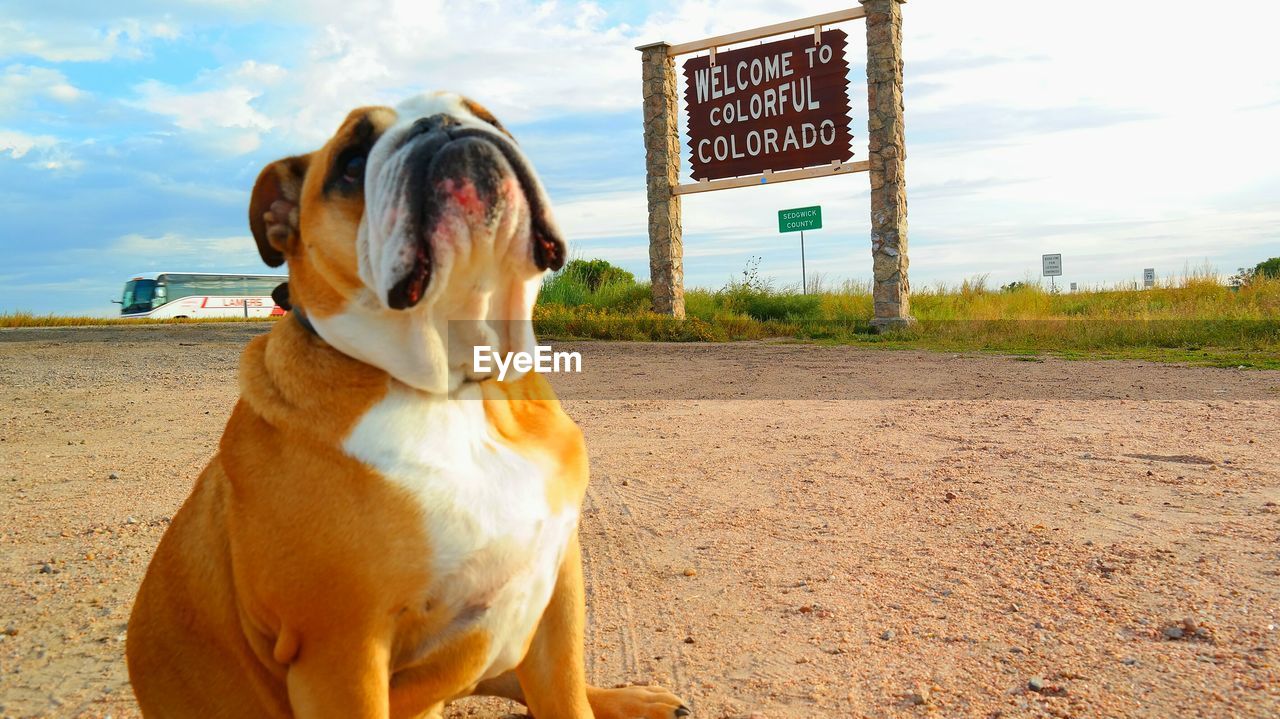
[0,128,82,171]
[131,76,276,155]
[111,232,254,261]
[0,129,58,159]
[258,0,644,145]
[98,0,845,154]
[0,18,179,62]
[0,64,86,117]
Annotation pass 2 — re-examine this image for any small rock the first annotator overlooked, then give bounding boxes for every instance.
[907,684,931,705]
[684,636,695,644]
[38,563,53,574]
[108,472,120,480]
[798,605,813,614]
[126,517,138,525]
[880,629,895,641]
[1028,676,1045,692]
[1162,626,1184,640]
[681,567,696,577]
[3,626,17,636]
[1121,657,1138,665]
[944,491,957,502]
[620,479,629,486]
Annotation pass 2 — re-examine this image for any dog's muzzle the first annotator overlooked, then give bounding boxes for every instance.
[381,114,566,311]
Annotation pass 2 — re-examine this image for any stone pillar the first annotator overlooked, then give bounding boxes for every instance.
[637,41,685,319]
[860,0,917,331]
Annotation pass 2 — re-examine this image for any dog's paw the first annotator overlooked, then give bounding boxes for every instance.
[588,684,689,719]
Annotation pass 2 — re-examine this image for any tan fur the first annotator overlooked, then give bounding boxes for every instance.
[292,107,397,319]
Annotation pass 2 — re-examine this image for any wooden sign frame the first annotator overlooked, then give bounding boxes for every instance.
[638,1,915,331]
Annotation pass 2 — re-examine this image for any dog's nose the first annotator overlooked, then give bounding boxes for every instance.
[406,114,460,143]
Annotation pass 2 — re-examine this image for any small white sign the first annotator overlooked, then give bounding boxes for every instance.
[1070,282,1078,292]
[1143,268,1155,287]
[1042,254,1063,277]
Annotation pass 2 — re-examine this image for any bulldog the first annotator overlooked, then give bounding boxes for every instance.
[126,92,688,719]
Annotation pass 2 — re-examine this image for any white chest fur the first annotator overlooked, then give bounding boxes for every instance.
[342,382,579,680]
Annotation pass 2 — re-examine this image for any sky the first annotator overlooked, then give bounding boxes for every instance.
[1,0,1278,315]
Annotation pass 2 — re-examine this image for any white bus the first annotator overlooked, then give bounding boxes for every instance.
[116,272,287,319]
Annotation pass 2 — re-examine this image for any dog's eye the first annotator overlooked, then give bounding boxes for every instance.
[341,154,366,186]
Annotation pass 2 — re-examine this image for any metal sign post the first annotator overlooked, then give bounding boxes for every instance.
[801,231,807,294]
[779,206,822,294]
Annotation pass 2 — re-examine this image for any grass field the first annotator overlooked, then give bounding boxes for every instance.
[5,264,1278,368]
[534,261,1280,369]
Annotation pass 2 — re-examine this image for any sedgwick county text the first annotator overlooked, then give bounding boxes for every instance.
[473,345,582,381]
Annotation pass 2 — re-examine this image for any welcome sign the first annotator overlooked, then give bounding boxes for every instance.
[683,31,854,181]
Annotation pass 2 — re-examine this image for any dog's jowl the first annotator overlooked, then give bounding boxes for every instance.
[126,92,688,719]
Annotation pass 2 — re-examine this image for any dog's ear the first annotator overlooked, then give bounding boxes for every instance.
[249,154,311,267]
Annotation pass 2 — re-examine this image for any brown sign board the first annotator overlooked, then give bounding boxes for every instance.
[683,30,853,182]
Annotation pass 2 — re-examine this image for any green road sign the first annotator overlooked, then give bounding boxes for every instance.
[778,205,822,233]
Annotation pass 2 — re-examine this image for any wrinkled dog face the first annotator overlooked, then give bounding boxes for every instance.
[249,93,565,393]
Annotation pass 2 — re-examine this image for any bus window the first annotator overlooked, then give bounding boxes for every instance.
[121,279,157,315]
[245,277,282,295]
[162,271,270,299]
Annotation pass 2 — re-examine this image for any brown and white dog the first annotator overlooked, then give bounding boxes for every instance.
[126,92,687,719]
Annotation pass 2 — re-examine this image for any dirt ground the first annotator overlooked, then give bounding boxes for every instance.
[2,324,1278,718]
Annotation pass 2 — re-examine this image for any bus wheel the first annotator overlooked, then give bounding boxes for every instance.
[174,315,189,319]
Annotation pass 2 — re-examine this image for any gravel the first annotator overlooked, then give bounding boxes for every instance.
[2,327,1278,718]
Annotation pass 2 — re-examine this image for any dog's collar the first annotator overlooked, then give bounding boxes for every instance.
[293,308,318,337]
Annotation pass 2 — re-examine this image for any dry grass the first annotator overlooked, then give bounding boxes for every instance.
[536,265,1280,368]
[6,267,1277,368]
[0,313,277,328]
